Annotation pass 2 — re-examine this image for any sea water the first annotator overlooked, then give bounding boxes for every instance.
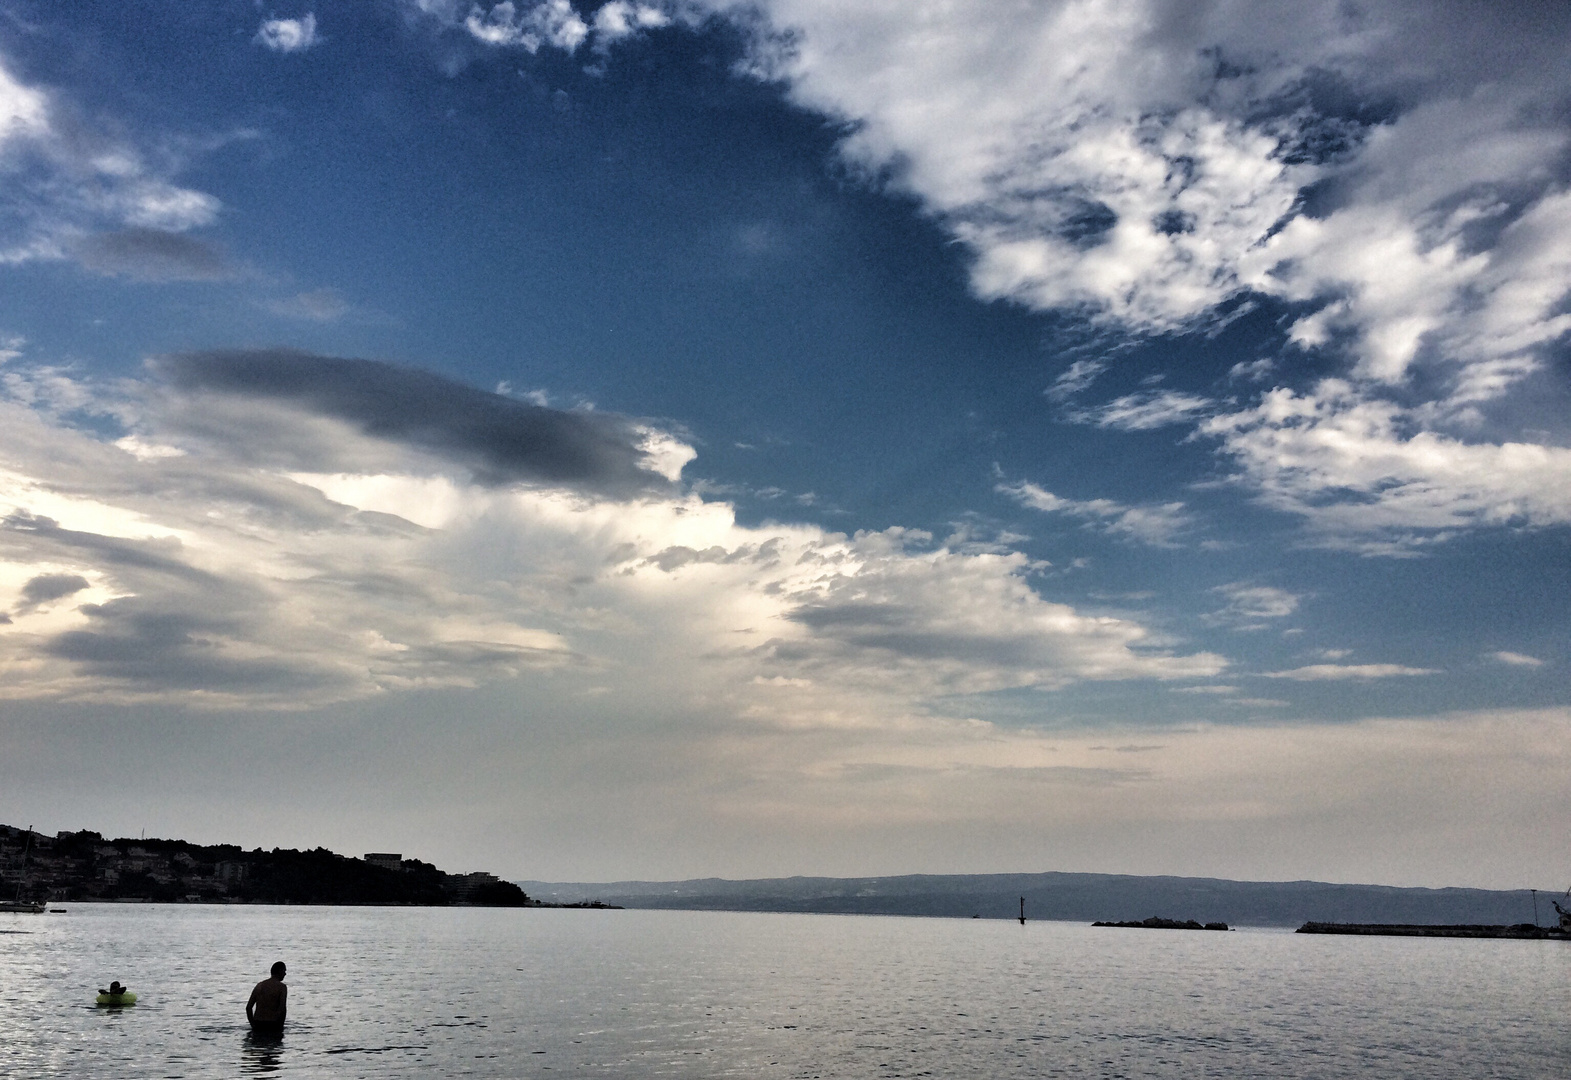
[2,904,1566,1078]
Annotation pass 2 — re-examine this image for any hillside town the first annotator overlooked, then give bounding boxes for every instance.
[0,823,531,907]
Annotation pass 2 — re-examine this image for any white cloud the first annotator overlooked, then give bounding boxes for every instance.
[400,3,1571,546]
[635,426,698,482]
[593,1,669,43]
[1045,359,1107,401]
[409,0,684,55]
[0,58,221,265]
[706,1,1571,382]
[410,1,1571,446]
[255,13,320,54]
[1199,382,1571,552]
[998,478,1191,547]
[0,365,1222,711]
[1228,358,1274,383]
[0,62,48,138]
[1074,389,1212,431]
[1490,651,1544,668]
[1204,583,1299,630]
[677,0,1571,548]
[1236,101,1571,392]
[1261,663,1438,681]
[712,0,1316,332]
[461,1,590,53]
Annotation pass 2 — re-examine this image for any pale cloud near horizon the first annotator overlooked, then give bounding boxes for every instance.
[0,357,1222,713]
[627,706,1571,885]
[1490,651,1544,668]
[17,698,1563,886]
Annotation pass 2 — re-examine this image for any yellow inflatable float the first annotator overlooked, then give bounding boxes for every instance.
[96,982,136,1006]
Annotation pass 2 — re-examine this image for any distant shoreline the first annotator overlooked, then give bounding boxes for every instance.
[8,820,1557,926]
[519,870,1565,929]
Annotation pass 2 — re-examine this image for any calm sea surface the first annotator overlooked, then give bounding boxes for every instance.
[2,904,1566,1078]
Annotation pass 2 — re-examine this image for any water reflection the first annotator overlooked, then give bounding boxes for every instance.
[241,1028,285,1073]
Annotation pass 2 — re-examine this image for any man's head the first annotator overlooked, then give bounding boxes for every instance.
[271,961,286,979]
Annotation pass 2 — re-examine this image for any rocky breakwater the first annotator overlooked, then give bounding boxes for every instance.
[1093,916,1231,931]
[1297,922,1570,939]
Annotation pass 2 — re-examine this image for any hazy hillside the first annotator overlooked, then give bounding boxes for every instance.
[519,871,1561,927]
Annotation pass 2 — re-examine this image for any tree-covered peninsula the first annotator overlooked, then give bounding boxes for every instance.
[1,823,535,906]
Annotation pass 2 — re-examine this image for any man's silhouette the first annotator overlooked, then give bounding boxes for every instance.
[246,961,288,1033]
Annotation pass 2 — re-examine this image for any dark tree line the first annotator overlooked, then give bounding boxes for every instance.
[2,828,532,906]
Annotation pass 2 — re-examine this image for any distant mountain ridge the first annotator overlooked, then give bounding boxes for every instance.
[519,871,1565,928]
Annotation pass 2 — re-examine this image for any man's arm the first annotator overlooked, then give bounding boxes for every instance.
[246,983,259,1023]
[278,984,287,1022]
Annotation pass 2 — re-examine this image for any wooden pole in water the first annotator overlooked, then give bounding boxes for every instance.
[1019,897,1025,925]
[1532,889,1539,926]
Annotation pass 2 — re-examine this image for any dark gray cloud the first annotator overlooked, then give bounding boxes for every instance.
[75,229,231,281]
[786,601,1057,668]
[19,572,90,607]
[3,511,224,586]
[0,510,375,700]
[43,600,344,694]
[150,349,670,493]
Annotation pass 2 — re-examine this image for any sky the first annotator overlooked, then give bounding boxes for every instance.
[0,0,1567,888]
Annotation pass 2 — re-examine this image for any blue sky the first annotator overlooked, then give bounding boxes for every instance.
[0,0,1568,886]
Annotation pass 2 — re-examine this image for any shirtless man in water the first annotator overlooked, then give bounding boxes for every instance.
[246,962,288,1032]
